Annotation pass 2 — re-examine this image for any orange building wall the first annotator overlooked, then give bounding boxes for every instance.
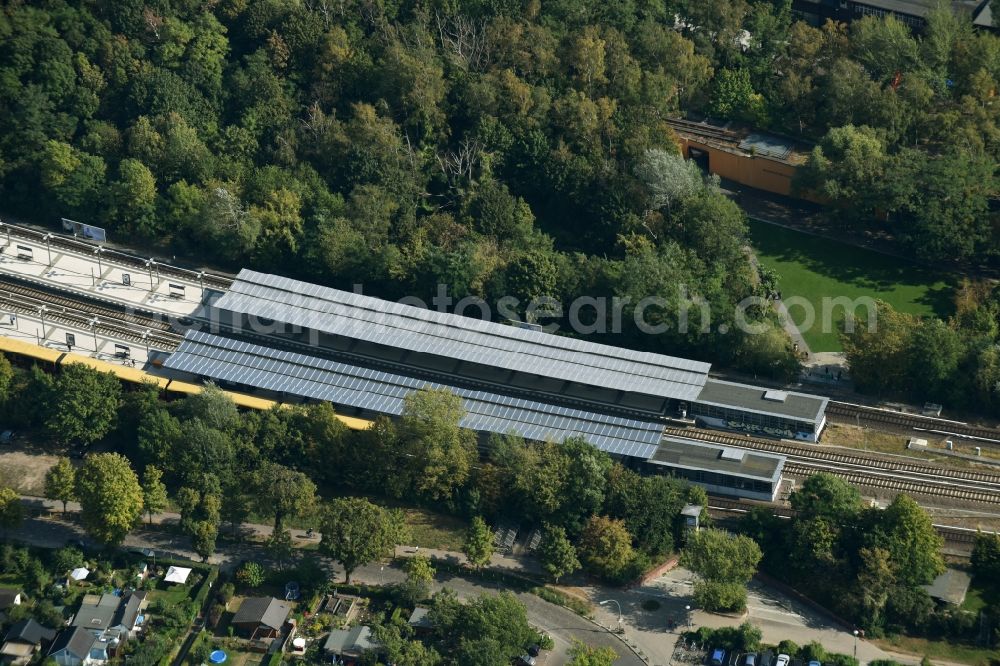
[678,137,799,198]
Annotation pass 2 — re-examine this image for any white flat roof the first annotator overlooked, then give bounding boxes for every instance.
[164,566,192,584]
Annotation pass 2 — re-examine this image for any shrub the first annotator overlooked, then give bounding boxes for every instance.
[207,603,224,629]
[32,600,64,628]
[191,566,219,614]
[800,641,827,662]
[693,580,747,613]
[50,547,84,574]
[531,586,592,618]
[825,655,859,666]
[218,582,235,605]
[690,623,761,652]
[187,630,212,665]
[236,561,265,588]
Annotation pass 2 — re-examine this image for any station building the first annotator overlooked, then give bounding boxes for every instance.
[689,379,827,442]
[163,269,824,488]
[646,435,786,502]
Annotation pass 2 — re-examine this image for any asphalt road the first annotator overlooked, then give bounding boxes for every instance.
[10,512,643,666]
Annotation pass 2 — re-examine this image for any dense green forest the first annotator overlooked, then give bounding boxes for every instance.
[2,0,1000,387]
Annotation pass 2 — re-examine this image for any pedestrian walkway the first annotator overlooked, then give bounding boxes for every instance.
[774,299,812,359]
[0,229,209,318]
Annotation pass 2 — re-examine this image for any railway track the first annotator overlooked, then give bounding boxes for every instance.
[663,426,1000,505]
[827,400,1000,443]
[0,221,232,291]
[782,461,1000,505]
[705,497,988,544]
[0,274,178,333]
[0,279,183,350]
[663,426,1000,485]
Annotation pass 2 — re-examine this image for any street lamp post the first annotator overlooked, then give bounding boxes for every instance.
[142,329,150,356]
[145,259,157,291]
[599,599,623,635]
[37,305,47,341]
[94,246,103,279]
[89,317,100,353]
[853,629,859,661]
[43,233,53,266]
[685,605,692,630]
[0,221,9,247]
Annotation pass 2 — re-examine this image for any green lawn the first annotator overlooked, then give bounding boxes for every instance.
[962,576,998,615]
[748,219,955,352]
[147,579,195,606]
[875,634,1000,666]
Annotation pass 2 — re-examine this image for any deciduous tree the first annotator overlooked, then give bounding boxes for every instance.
[397,388,477,501]
[0,487,23,537]
[577,516,634,580]
[399,555,436,603]
[75,453,143,546]
[867,494,944,587]
[47,365,122,446]
[319,497,405,583]
[681,528,762,612]
[463,516,493,570]
[141,465,167,526]
[790,473,864,523]
[253,462,316,533]
[44,457,76,516]
[539,525,581,583]
[266,527,294,569]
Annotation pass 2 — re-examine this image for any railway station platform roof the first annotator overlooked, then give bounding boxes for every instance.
[0,224,221,318]
[163,330,666,458]
[648,435,785,484]
[213,270,711,402]
[694,379,828,426]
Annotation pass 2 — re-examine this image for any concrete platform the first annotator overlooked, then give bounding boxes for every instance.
[0,237,207,318]
[0,312,159,366]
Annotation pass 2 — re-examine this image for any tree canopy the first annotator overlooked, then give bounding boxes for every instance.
[0,0,810,381]
[74,452,143,546]
[319,497,406,583]
[43,457,76,516]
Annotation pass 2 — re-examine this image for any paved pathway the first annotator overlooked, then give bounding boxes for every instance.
[774,299,812,359]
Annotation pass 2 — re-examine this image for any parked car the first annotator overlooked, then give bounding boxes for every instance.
[808,661,821,666]
[0,430,13,444]
[745,654,757,666]
[527,645,541,657]
[515,655,536,666]
[710,648,726,666]
[776,655,790,666]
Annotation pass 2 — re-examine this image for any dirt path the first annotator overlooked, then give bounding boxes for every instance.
[0,450,60,495]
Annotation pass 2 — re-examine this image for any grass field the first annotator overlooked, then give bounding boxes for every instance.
[748,219,955,352]
[875,634,999,666]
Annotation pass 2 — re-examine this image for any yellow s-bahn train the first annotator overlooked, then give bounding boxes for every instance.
[0,335,374,431]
